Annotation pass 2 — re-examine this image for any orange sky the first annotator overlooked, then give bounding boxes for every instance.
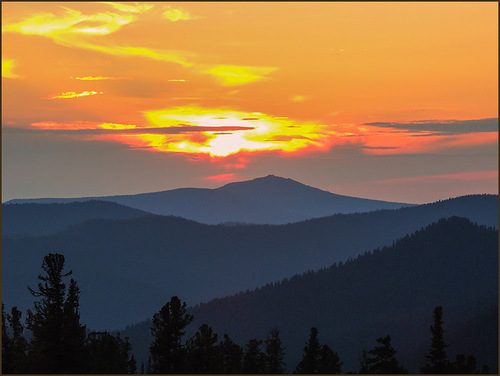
[1,2,498,201]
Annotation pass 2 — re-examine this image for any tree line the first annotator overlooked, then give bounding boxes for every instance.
[2,253,487,373]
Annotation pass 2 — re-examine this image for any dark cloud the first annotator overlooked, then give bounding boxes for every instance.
[3,125,254,135]
[366,118,498,135]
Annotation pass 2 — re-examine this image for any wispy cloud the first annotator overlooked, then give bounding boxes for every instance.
[2,58,19,78]
[291,95,307,103]
[73,76,123,81]
[366,118,498,135]
[100,2,154,14]
[4,7,278,87]
[203,65,278,86]
[204,173,238,183]
[51,91,103,99]
[163,6,197,22]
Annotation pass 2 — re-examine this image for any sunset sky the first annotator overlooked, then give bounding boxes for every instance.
[2,2,498,203]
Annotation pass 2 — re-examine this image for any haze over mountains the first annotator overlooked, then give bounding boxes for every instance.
[5,175,412,224]
[3,193,497,330]
[122,217,498,372]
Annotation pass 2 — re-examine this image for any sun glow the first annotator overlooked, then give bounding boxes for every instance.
[92,106,335,157]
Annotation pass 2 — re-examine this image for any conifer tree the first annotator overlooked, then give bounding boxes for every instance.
[296,327,322,373]
[61,279,87,372]
[264,328,285,373]
[318,344,342,374]
[361,335,407,374]
[185,324,220,372]
[421,306,449,373]
[2,304,12,374]
[85,331,134,373]
[219,334,243,373]
[149,296,193,373]
[25,253,74,373]
[242,339,266,373]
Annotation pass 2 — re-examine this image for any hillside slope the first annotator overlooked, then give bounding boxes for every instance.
[125,218,498,372]
[3,195,497,331]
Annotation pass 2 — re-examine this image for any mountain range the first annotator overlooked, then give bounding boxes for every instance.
[5,175,412,224]
[3,193,497,330]
[122,217,498,372]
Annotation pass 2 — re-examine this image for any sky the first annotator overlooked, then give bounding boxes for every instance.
[2,2,498,203]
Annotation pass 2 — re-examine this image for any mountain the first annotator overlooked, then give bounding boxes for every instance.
[2,201,151,237]
[5,175,411,224]
[124,218,499,372]
[2,194,497,331]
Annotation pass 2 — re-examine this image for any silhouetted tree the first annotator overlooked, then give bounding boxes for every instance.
[421,306,449,373]
[361,335,407,373]
[185,324,221,372]
[2,304,10,374]
[318,344,342,373]
[219,334,243,373]
[85,331,134,373]
[149,296,193,373]
[264,328,285,373]
[242,339,266,373]
[25,253,77,373]
[128,354,137,374]
[296,327,322,373]
[61,279,87,372]
[450,354,478,373]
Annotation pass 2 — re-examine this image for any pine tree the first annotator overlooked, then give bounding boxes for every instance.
[219,334,243,373]
[5,307,29,373]
[149,296,193,373]
[421,306,449,373]
[128,354,138,374]
[264,328,285,373]
[362,335,407,374]
[2,304,12,374]
[242,339,266,373]
[25,253,73,373]
[185,324,220,372]
[318,344,342,374]
[296,327,322,373]
[85,331,134,373]
[451,354,478,373]
[61,279,87,372]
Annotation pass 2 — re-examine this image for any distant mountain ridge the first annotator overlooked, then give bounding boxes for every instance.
[5,175,412,224]
[2,201,151,237]
[3,194,497,331]
[123,217,498,372]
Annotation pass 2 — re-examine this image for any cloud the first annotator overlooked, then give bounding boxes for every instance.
[4,7,278,87]
[366,118,498,135]
[203,65,278,86]
[163,6,197,22]
[2,58,19,78]
[51,91,103,99]
[3,8,194,67]
[291,95,307,103]
[73,76,123,81]
[25,106,335,157]
[100,2,154,14]
[204,173,238,183]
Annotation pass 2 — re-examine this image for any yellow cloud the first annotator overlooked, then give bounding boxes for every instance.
[99,123,137,129]
[101,2,154,14]
[3,8,134,37]
[204,65,278,86]
[291,95,307,103]
[74,76,114,81]
[133,105,334,156]
[2,58,19,79]
[163,6,195,22]
[3,8,193,67]
[4,7,274,87]
[52,91,103,99]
